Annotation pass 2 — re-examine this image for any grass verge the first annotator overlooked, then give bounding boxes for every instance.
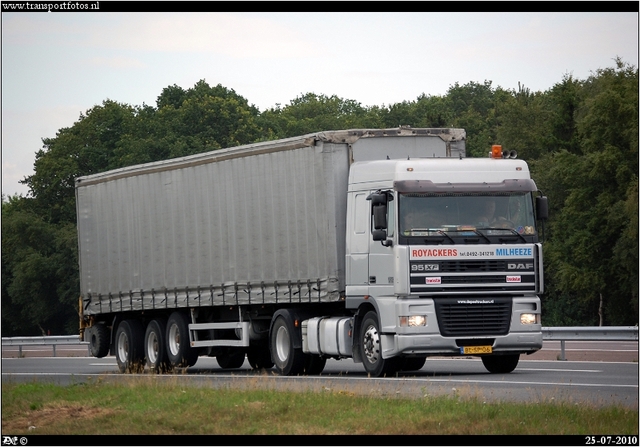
[2,376,638,435]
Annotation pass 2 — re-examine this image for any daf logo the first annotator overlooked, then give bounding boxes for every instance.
[508,263,534,270]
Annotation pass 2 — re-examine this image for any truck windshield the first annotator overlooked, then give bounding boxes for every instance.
[398,192,537,240]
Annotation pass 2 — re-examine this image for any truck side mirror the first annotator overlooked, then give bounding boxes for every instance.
[372,202,388,230]
[536,196,549,220]
[372,229,387,241]
[367,191,390,230]
[367,190,394,247]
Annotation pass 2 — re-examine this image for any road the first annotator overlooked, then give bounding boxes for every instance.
[2,340,638,409]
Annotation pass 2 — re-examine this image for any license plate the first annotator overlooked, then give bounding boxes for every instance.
[461,346,492,355]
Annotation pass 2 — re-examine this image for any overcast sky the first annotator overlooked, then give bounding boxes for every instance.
[2,9,638,197]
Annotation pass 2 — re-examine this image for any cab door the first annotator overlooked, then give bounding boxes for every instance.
[368,191,396,297]
[345,191,370,291]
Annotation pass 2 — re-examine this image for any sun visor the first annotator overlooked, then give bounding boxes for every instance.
[394,178,538,193]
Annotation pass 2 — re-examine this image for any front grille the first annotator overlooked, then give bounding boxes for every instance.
[440,260,507,272]
[435,297,511,336]
[409,258,537,294]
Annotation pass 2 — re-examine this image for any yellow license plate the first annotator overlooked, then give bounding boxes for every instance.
[462,346,492,355]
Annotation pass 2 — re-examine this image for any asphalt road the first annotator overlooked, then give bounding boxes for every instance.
[2,340,638,409]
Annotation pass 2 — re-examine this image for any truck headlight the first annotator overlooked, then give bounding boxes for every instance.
[520,313,539,325]
[399,315,427,327]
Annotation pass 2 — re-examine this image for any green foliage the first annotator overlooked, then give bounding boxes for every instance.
[3,81,264,335]
[2,61,638,335]
[1,196,77,335]
[446,80,512,157]
[497,83,552,160]
[534,59,639,325]
[260,93,377,138]
[2,381,638,435]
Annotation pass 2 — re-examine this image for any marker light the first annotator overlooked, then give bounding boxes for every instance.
[491,145,503,159]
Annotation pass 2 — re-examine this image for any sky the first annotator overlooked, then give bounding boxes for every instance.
[2,9,638,198]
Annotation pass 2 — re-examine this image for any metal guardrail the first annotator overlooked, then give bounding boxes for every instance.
[1,335,87,357]
[542,326,638,361]
[2,327,638,359]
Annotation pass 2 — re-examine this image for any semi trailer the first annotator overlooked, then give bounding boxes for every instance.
[77,127,547,376]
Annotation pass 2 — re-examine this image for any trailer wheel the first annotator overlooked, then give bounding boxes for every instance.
[481,354,520,373]
[360,311,400,377]
[247,344,274,370]
[89,323,110,358]
[166,312,197,368]
[145,319,169,373]
[115,320,144,373]
[270,316,305,375]
[216,348,246,369]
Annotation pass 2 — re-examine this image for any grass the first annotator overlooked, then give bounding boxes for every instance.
[1,375,638,435]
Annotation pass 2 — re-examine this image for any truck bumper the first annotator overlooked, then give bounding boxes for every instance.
[379,295,542,359]
[389,331,543,358]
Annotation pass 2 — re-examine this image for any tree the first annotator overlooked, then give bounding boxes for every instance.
[446,81,511,157]
[496,82,552,160]
[1,196,77,335]
[260,93,376,138]
[536,59,638,325]
[22,100,137,224]
[6,81,265,336]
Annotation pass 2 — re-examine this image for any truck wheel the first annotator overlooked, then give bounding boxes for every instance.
[400,356,427,372]
[115,320,144,373]
[166,312,197,368]
[360,311,400,377]
[216,348,246,369]
[303,354,326,375]
[247,344,274,370]
[89,323,110,358]
[481,354,520,373]
[270,316,305,375]
[145,319,169,373]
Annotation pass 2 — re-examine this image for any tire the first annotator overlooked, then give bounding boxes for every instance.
[360,311,400,377]
[270,316,305,376]
[88,323,110,358]
[166,312,198,368]
[247,344,274,370]
[481,354,520,373]
[303,354,326,375]
[400,356,427,372]
[216,348,246,369]
[145,319,169,373]
[115,320,144,373]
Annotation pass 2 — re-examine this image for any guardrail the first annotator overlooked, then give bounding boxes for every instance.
[2,327,638,359]
[1,335,87,357]
[542,326,638,361]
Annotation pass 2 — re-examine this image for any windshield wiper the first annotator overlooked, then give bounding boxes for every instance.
[437,230,456,244]
[466,229,491,243]
[477,227,527,243]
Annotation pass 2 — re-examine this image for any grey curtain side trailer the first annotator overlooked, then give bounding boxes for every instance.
[77,128,470,374]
